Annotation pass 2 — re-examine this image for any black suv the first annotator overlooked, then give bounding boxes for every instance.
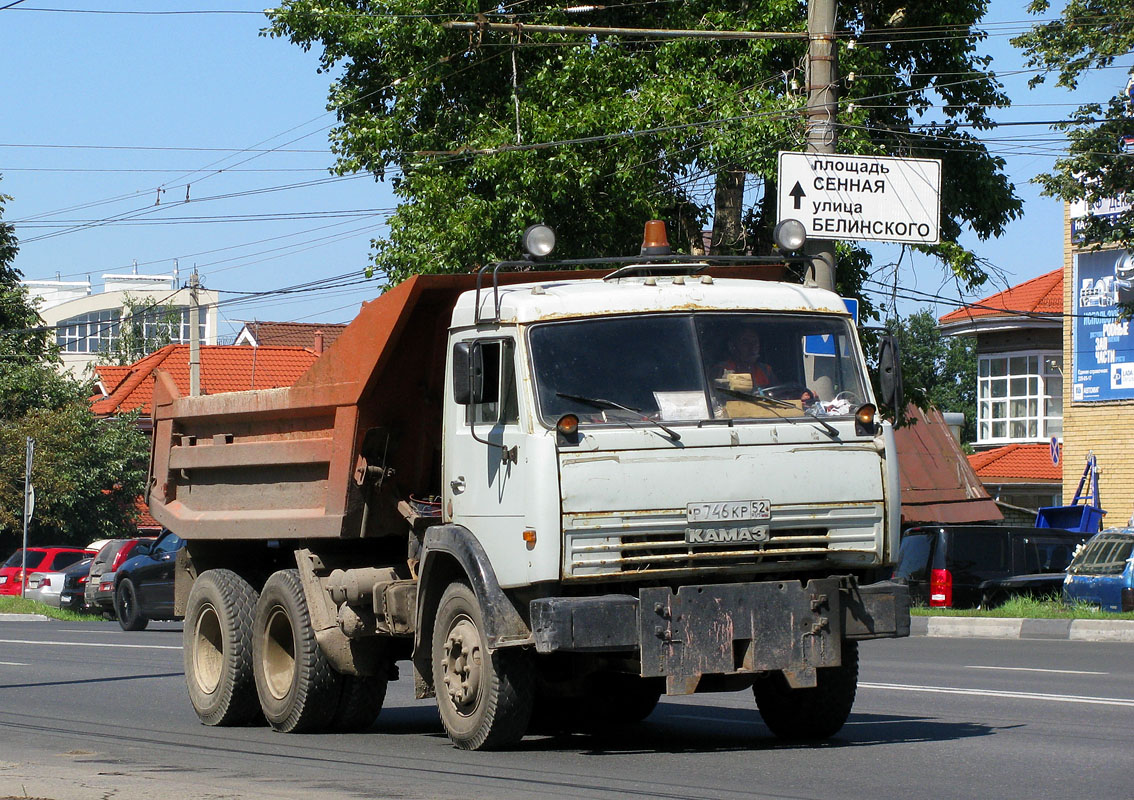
[894,525,1090,609]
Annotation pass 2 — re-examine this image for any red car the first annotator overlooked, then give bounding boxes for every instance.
[0,547,94,597]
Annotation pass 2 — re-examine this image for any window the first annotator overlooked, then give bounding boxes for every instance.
[977,352,1062,442]
[1070,536,1134,576]
[57,309,121,353]
[467,340,519,426]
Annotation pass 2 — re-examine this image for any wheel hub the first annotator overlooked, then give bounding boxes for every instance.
[441,619,482,714]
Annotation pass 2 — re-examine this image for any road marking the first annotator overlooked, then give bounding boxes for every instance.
[0,638,179,651]
[0,661,30,666]
[966,665,1107,676]
[860,681,1134,708]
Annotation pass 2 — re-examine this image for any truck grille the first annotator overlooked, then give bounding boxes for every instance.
[563,504,881,579]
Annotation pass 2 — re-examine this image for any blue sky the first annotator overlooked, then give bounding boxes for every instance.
[1,2,1128,339]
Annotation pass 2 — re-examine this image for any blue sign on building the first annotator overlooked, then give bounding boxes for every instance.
[1072,250,1134,402]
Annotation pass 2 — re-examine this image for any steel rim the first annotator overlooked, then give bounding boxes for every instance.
[192,602,224,695]
[441,615,483,717]
[263,606,296,701]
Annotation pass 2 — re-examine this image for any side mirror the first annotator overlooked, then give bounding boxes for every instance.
[452,341,489,406]
[877,335,904,410]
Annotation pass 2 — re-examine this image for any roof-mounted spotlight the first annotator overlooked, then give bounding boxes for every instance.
[522,224,556,259]
[773,218,807,253]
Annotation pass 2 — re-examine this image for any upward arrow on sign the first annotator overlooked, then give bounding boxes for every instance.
[789,181,806,209]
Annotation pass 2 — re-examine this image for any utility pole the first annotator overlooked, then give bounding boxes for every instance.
[21,438,33,599]
[805,0,838,292]
[189,269,201,397]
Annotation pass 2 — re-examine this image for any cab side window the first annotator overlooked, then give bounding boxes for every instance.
[468,340,518,426]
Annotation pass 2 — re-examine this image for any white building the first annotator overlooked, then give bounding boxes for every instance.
[24,268,218,378]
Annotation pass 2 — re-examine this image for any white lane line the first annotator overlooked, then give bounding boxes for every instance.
[860,681,1134,708]
[0,661,30,666]
[0,638,179,651]
[966,665,1107,676]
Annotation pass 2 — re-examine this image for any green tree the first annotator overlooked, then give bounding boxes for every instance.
[892,309,977,440]
[0,404,149,549]
[266,0,1021,305]
[1013,0,1134,246]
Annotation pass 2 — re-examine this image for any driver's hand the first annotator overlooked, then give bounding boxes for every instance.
[725,372,753,392]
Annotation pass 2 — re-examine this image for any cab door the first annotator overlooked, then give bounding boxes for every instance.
[444,337,529,585]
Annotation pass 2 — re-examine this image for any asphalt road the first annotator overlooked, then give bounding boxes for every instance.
[1,619,1131,800]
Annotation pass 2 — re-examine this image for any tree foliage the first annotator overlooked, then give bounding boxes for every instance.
[891,309,977,440]
[1013,0,1134,247]
[266,0,1022,303]
[0,405,150,550]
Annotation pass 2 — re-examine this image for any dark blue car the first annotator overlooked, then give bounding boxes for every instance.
[114,529,186,630]
[1062,530,1134,613]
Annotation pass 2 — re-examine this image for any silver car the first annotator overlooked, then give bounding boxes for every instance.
[25,558,92,608]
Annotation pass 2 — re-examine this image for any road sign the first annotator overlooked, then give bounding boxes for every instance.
[777,151,942,245]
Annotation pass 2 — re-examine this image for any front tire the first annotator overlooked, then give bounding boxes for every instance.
[252,569,341,733]
[115,579,148,631]
[183,569,261,726]
[431,582,533,750]
[753,641,858,740]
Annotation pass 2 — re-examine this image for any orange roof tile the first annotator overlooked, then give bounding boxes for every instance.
[239,321,348,350]
[939,269,1062,324]
[134,497,162,530]
[968,443,1061,482]
[94,365,131,395]
[91,344,320,416]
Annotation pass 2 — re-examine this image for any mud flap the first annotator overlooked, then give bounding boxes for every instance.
[639,579,843,696]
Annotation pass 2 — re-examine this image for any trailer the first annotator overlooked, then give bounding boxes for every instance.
[149,222,909,749]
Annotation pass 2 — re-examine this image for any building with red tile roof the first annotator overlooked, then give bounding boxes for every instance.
[233,321,348,352]
[938,269,1062,332]
[91,344,320,419]
[939,270,1064,524]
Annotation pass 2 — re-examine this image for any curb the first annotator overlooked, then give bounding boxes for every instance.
[0,613,50,622]
[911,615,1134,643]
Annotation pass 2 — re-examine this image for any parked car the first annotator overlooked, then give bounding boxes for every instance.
[113,529,185,630]
[25,558,93,609]
[893,525,1090,609]
[0,547,93,597]
[58,558,96,612]
[85,538,154,617]
[1062,529,1134,613]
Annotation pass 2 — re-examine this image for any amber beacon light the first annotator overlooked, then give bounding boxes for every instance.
[640,220,672,255]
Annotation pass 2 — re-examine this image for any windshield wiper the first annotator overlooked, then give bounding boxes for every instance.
[556,392,681,442]
[715,386,840,440]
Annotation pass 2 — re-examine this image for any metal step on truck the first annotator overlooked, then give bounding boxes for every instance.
[147,220,910,750]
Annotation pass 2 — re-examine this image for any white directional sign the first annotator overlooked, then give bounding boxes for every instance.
[777,151,942,245]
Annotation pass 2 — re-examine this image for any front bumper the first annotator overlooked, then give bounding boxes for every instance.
[530,578,909,694]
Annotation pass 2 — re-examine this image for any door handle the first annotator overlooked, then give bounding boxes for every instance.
[450,476,466,494]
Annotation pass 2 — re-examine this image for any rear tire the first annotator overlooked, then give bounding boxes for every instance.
[753,641,858,740]
[115,579,148,631]
[432,582,533,750]
[252,569,341,733]
[183,569,261,726]
[330,674,388,732]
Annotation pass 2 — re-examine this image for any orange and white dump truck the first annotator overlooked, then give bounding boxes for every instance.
[148,224,909,750]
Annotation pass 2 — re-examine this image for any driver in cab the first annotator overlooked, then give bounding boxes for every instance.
[717,327,778,392]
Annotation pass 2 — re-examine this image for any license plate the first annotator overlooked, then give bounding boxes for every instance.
[686,500,770,523]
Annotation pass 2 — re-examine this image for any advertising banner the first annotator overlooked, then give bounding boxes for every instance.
[1073,249,1134,402]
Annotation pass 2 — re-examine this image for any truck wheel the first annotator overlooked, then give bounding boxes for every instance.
[330,674,388,732]
[252,569,341,733]
[753,641,858,740]
[183,569,261,726]
[432,582,533,750]
[115,579,148,631]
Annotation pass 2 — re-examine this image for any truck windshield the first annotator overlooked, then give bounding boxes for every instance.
[528,312,868,427]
